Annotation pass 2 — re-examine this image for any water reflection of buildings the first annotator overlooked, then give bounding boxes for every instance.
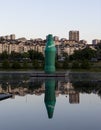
[0,79,80,104]
[58,81,80,104]
[0,78,101,103]
[69,92,79,104]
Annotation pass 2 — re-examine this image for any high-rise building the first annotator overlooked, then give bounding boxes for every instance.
[69,31,79,42]
[10,34,16,40]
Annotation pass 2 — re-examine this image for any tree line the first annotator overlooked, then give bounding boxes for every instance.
[0,42,101,70]
[0,50,44,69]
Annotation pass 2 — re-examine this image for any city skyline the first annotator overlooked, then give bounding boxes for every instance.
[0,0,101,43]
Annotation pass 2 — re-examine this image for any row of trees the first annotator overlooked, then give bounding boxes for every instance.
[69,47,96,61]
[0,42,101,69]
[56,43,101,69]
[69,43,101,61]
[0,50,44,69]
[0,50,44,61]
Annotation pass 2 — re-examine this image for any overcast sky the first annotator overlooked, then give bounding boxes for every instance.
[0,0,101,43]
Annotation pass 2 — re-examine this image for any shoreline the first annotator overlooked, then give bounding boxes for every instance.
[0,70,101,74]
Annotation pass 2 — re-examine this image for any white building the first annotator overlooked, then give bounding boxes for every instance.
[92,39,101,45]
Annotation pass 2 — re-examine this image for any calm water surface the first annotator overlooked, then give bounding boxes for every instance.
[0,72,101,130]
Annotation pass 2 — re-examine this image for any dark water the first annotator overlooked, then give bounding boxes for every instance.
[0,72,101,130]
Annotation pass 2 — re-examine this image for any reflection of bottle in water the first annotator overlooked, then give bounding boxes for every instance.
[44,34,56,74]
[44,79,56,119]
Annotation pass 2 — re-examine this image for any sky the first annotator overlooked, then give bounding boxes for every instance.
[0,0,101,43]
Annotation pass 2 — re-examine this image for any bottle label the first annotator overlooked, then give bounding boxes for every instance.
[48,44,55,48]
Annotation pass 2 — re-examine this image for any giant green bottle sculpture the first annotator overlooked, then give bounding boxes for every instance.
[44,34,56,74]
[44,79,56,119]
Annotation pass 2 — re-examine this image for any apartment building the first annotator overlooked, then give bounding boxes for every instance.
[0,38,46,54]
[92,39,101,45]
[69,31,79,42]
[0,34,88,56]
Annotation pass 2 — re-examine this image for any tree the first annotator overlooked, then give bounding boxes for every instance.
[62,52,69,60]
[81,47,96,60]
[70,47,96,61]
[55,61,62,69]
[10,51,22,61]
[2,60,10,69]
[28,50,44,61]
[63,60,69,69]
[0,51,8,60]
[72,61,80,69]
[12,61,21,69]
[28,50,34,60]
[22,61,28,69]
[22,52,29,59]
[80,60,91,69]
[32,59,40,69]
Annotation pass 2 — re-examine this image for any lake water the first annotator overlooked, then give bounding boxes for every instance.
[0,72,101,130]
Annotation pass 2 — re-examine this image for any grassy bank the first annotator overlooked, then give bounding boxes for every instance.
[0,61,101,72]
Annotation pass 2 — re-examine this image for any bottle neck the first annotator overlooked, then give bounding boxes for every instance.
[46,35,54,47]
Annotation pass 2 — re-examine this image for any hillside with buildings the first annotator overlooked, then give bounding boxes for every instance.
[0,31,100,56]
